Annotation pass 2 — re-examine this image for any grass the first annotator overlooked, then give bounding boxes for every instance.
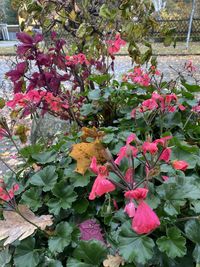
[0,46,16,55]
[118,41,200,56]
[0,41,199,56]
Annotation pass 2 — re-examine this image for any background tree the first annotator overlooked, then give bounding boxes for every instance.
[4,0,18,24]
[0,1,6,23]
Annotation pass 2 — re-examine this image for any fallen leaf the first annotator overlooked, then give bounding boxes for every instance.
[103,254,125,267]
[0,205,53,246]
[69,140,106,175]
[81,127,105,142]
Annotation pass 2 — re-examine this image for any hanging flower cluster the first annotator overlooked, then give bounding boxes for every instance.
[7,90,69,115]
[66,53,90,66]
[123,67,151,87]
[107,33,126,55]
[88,134,189,235]
[131,91,186,119]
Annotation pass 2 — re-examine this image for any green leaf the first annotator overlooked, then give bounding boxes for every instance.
[47,180,77,215]
[157,227,186,258]
[30,166,58,192]
[20,144,42,158]
[185,220,200,244]
[157,176,200,215]
[67,240,106,267]
[14,238,40,267]
[32,151,57,164]
[65,167,91,187]
[88,89,101,100]
[89,74,111,85]
[118,221,154,264]
[48,222,73,253]
[46,259,63,267]
[0,247,11,267]
[73,198,89,214]
[67,258,93,267]
[21,188,42,211]
[183,83,200,93]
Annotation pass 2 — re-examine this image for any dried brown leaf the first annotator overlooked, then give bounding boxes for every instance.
[69,140,106,175]
[0,205,53,246]
[103,254,125,267]
[81,127,105,142]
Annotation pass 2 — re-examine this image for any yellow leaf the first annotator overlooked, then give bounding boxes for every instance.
[0,205,53,246]
[69,10,77,21]
[103,254,125,267]
[81,127,105,142]
[69,140,106,175]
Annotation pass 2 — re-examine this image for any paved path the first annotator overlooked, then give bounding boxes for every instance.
[0,55,200,174]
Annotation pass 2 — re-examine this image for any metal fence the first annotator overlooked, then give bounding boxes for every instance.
[152,19,200,40]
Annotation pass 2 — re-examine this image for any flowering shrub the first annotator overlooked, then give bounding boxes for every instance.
[0,13,200,266]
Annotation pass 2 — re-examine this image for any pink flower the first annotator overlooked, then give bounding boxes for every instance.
[131,109,136,118]
[125,168,134,183]
[7,93,25,109]
[159,148,171,162]
[142,142,158,154]
[89,157,115,200]
[154,136,172,147]
[124,201,135,218]
[0,183,19,201]
[107,34,126,55]
[115,134,138,165]
[132,201,160,234]
[125,188,148,200]
[172,160,189,171]
[142,99,158,110]
[185,60,197,72]
[178,104,186,111]
[162,175,169,181]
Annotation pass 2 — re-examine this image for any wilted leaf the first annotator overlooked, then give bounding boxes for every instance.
[69,140,106,175]
[103,254,125,267]
[0,205,53,246]
[14,124,29,143]
[81,127,105,142]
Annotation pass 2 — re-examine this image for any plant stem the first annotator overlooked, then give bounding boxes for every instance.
[176,216,200,222]
[183,112,193,130]
[0,156,17,175]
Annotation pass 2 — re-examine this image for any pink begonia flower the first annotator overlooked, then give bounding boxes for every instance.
[125,168,134,183]
[132,201,160,234]
[185,60,197,72]
[124,188,148,200]
[192,105,200,113]
[89,157,115,200]
[172,160,189,171]
[162,175,169,181]
[7,93,25,109]
[124,201,135,218]
[0,184,19,201]
[178,104,186,111]
[107,34,126,55]
[154,136,172,147]
[142,99,158,110]
[125,188,160,234]
[115,134,138,165]
[159,148,172,163]
[142,141,158,155]
[131,109,136,118]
